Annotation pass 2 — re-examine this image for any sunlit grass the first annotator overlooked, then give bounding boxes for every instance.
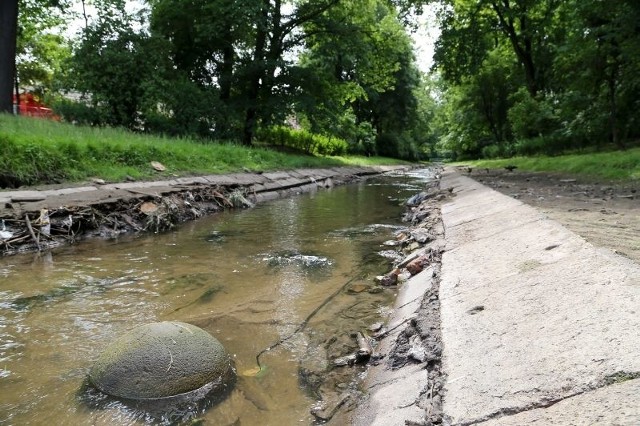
[456,149,640,181]
[0,114,412,186]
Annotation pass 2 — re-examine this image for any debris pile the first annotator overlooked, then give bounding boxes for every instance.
[0,186,249,255]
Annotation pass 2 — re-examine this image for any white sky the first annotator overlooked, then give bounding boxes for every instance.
[412,4,440,73]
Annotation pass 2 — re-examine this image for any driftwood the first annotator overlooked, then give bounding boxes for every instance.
[333,331,373,367]
[355,331,373,362]
[24,214,41,251]
[0,185,248,256]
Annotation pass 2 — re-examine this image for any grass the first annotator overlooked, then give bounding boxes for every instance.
[0,114,410,187]
[457,149,640,181]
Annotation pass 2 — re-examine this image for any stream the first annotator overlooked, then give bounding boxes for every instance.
[0,168,436,425]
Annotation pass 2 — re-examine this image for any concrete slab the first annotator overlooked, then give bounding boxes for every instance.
[8,191,46,202]
[354,363,430,426]
[439,172,640,425]
[484,378,640,425]
[42,187,98,196]
[352,267,436,426]
[262,171,292,180]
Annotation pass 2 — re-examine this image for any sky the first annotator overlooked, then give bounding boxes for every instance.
[412,5,440,73]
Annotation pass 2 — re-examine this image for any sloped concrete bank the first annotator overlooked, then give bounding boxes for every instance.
[0,166,410,256]
[349,168,640,425]
[439,171,640,425]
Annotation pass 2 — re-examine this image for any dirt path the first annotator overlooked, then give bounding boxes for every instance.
[462,167,640,263]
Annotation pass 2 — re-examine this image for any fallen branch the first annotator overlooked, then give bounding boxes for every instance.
[24,214,41,251]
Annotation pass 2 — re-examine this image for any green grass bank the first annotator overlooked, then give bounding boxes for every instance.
[0,114,410,188]
[457,149,640,181]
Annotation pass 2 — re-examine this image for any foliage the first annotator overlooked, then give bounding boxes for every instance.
[56,13,156,130]
[430,0,640,159]
[8,0,433,162]
[434,46,516,159]
[256,126,349,156]
[47,96,105,126]
[16,0,70,94]
[9,0,640,165]
[296,0,428,159]
[508,89,554,140]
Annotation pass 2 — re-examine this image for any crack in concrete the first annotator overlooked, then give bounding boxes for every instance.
[446,216,542,247]
[454,372,640,425]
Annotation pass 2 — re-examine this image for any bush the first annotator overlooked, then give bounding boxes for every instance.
[512,137,548,156]
[481,144,502,159]
[50,98,105,126]
[508,88,559,141]
[256,126,348,156]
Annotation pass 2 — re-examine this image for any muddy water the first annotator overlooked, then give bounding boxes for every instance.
[0,169,436,425]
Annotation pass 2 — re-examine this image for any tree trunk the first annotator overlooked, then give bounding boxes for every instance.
[242,0,269,146]
[608,62,624,149]
[0,0,19,114]
[217,30,234,138]
[490,1,539,97]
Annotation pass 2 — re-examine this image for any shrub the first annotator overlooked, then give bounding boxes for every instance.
[481,144,502,159]
[50,98,105,126]
[257,126,348,156]
[508,88,559,141]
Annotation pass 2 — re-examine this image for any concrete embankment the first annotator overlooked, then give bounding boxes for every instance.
[0,165,410,256]
[439,171,640,424]
[354,168,640,425]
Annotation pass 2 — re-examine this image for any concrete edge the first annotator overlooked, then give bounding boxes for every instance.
[0,165,414,256]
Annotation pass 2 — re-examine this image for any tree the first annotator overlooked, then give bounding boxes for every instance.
[434,0,560,98]
[151,0,253,138]
[61,13,158,129]
[485,0,559,97]
[240,0,343,145]
[2,0,72,113]
[555,0,640,149]
[17,0,70,95]
[0,0,19,113]
[297,0,425,158]
[150,0,344,145]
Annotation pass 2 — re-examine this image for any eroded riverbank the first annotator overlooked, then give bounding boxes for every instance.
[0,166,410,256]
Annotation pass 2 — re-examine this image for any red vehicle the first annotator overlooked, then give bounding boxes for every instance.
[12,92,59,120]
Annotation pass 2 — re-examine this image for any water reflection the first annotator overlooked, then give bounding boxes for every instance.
[0,168,436,424]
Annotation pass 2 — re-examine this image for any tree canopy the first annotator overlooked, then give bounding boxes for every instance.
[430,0,640,159]
[2,0,639,160]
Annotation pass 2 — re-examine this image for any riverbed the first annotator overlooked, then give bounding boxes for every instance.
[0,168,436,425]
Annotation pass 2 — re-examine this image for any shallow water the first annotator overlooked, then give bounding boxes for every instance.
[0,168,436,425]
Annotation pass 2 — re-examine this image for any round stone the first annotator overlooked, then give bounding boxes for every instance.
[89,321,234,400]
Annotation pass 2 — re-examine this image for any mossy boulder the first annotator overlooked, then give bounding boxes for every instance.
[89,321,234,400]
